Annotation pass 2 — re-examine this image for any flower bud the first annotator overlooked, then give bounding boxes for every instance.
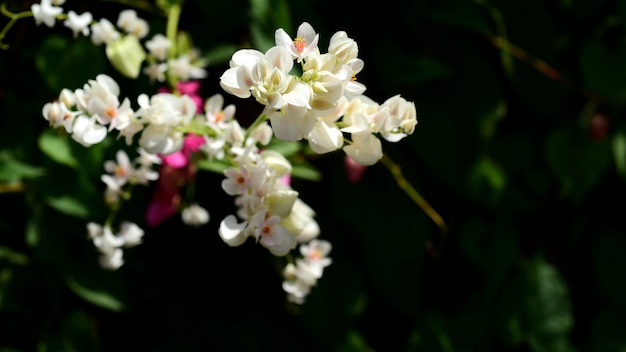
[106,35,147,78]
[260,149,292,177]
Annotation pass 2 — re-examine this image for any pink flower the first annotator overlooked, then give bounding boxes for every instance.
[146,134,206,227]
[160,133,206,168]
[145,164,184,227]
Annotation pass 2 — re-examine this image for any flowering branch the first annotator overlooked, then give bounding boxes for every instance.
[19,0,424,305]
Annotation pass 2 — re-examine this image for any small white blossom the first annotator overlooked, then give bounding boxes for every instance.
[181,203,210,226]
[145,34,171,61]
[31,0,63,28]
[64,11,92,37]
[91,18,120,45]
[117,9,149,39]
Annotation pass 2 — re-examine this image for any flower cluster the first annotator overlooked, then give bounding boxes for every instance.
[11,1,420,305]
[31,0,206,81]
[220,22,418,166]
[283,239,332,304]
[87,221,144,270]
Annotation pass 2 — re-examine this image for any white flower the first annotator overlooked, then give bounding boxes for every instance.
[101,150,132,191]
[118,221,144,247]
[31,0,63,28]
[181,203,210,226]
[343,130,383,166]
[260,149,292,177]
[42,101,75,131]
[306,116,344,154]
[143,62,167,82]
[379,95,418,142]
[91,18,120,45]
[250,210,297,256]
[218,215,249,247]
[145,34,171,61]
[267,104,313,142]
[282,199,320,243]
[117,9,149,38]
[91,225,124,255]
[64,11,92,37]
[275,22,320,63]
[168,55,207,81]
[204,93,235,127]
[300,239,332,267]
[71,115,107,147]
[138,124,184,155]
[99,248,124,270]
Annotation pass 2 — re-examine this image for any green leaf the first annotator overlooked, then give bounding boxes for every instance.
[0,149,44,182]
[204,43,239,67]
[38,129,79,169]
[546,128,611,201]
[291,162,321,181]
[35,35,105,93]
[66,277,126,312]
[467,155,507,207]
[265,138,302,157]
[524,257,575,352]
[580,39,626,104]
[196,158,230,174]
[44,195,90,218]
[612,131,626,178]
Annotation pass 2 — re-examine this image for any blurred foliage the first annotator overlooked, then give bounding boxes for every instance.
[2,0,626,351]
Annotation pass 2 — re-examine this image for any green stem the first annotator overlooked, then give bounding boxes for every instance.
[245,113,269,139]
[380,153,448,235]
[165,2,182,90]
[0,3,33,50]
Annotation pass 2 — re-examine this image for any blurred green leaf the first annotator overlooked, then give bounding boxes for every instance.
[524,257,575,352]
[290,161,321,181]
[580,38,626,104]
[249,0,291,51]
[44,194,90,218]
[204,43,239,67]
[35,35,105,93]
[196,158,230,174]
[0,150,44,182]
[467,155,507,207]
[0,246,28,266]
[612,130,626,178]
[266,138,302,157]
[459,219,518,277]
[66,276,126,312]
[546,127,611,201]
[38,129,79,169]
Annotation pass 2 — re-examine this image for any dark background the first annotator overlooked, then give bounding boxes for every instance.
[2,0,626,351]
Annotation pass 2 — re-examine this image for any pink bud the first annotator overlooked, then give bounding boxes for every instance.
[590,112,610,142]
[344,155,367,183]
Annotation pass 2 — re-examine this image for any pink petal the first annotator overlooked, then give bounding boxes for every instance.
[160,151,188,168]
[183,133,206,152]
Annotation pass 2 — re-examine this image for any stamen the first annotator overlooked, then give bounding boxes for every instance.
[105,106,117,118]
[294,37,306,52]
